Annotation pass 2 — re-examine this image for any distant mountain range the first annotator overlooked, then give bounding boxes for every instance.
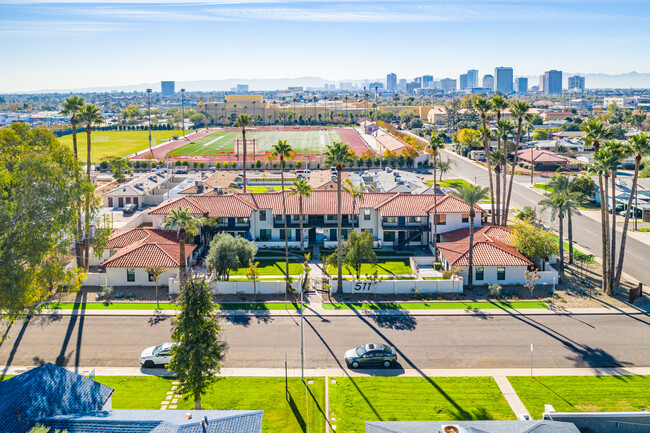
[17,72,650,94]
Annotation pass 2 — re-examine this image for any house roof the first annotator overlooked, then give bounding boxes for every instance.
[516,149,567,164]
[103,172,169,198]
[179,171,241,195]
[106,228,178,249]
[148,191,481,218]
[376,134,407,153]
[437,226,532,267]
[40,409,264,433]
[102,242,196,268]
[0,363,113,433]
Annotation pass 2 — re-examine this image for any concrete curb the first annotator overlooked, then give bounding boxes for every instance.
[36,306,648,318]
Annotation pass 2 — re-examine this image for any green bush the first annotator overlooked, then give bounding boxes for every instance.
[231,161,237,168]
[216,162,221,169]
[256,160,262,168]
[193,161,198,169]
[174,160,181,166]
[200,161,205,169]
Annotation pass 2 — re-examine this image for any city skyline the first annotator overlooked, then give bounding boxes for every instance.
[1,0,650,92]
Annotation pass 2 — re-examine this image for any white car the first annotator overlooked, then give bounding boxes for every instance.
[139,342,175,368]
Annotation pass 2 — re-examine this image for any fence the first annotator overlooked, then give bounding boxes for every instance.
[168,277,300,295]
[82,272,107,287]
[340,278,463,294]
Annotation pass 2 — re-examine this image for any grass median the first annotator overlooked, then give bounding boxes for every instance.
[45,301,302,311]
[509,375,650,419]
[322,301,548,310]
[329,376,514,432]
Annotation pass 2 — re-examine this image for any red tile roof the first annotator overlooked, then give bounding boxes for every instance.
[106,229,178,249]
[437,226,532,267]
[147,191,481,218]
[516,149,567,164]
[102,242,196,268]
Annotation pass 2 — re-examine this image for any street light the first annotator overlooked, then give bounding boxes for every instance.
[146,88,152,155]
[181,88,186,137]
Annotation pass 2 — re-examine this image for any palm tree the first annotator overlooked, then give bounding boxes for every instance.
[503,100,531,223]
[79,103,104,271]
[581,119,611,294]
[539,191,581,282]
[496,119,515,224]
[324,141,355,292]
[603,140,628,293]
[451,184,489,287]
[271,139,294,284]
[427,133,445,256]
[60,96,85,267]
[548,175,582,264]
[161,207,206,287]
[343,179,365,229]
[437,158,453,182]
[473,97,496,225]
[614,133,649,289]
[489,150,506,225]
[234,114,252,192]
[344,96,349,123]
[289,177,312,252]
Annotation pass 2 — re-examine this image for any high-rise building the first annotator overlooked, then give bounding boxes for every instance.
[414,77,423,88]
[494,67,514,94]
[459,74,468,90]
[235,84,249,93]
[467,69,479,89]
[440,78,457,93]
[543,70,562,94]
[515,77,528,94]
[422,75,434,88]
[406,81,419,93]
[369,82,384,90]
[386,73,397,92]
[482,74,495,91]
[161,81,175,96]
[398,79,407,91]
[568,75,586,91]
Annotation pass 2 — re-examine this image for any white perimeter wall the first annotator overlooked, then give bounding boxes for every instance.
[340,278,463,294]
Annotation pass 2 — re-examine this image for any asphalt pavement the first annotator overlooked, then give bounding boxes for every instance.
[1,312,648,371]
[438,148,650,287]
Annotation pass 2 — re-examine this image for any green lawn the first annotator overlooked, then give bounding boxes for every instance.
[328,260,412,276]
[94,376,174,409]
[509,376,650,419]
[329,377,515,432]
[322,301,548,310]
[169,129,342,156]
[59,130,188,162]
[174,377,325,433]
[45,301,302,311]
[231,259,305,276]
[426,179,473,190]
[549,235,596,262]
[637,228,650,232]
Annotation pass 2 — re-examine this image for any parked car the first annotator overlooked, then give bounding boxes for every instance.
[139,342,176,368]
[122,203,137,214]
[344,343,397,369]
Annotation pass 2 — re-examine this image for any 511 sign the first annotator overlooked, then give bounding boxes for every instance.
[353,281,375,292]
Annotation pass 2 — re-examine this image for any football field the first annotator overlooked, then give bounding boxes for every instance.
[168,129,342,156]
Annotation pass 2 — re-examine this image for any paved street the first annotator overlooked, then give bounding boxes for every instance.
[2,312,649,371]
[439,148,650,287]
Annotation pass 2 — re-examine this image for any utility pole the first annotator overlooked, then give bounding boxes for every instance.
[146,88,152,154]
[180,88,186,137]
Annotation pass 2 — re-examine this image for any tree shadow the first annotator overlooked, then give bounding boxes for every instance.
[365,311,417,331]
[148,310,169,326]
[465,307,493,320]
[1,316,31,380]
[223,311,273,327]
[55,291,86,371]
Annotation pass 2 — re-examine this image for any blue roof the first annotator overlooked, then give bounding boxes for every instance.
[365,420,580,433]
[39,409,264,433]
[0,363,114,433]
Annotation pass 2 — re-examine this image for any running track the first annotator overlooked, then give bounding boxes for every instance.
[130,126,373,162]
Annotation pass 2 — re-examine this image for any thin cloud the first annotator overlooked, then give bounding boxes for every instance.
[0,20,124,35]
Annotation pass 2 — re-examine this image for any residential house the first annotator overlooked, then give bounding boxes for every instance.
[532,139,584,152]
[375,133,408,155]
[309,169,352,190]
[540,111,571,122]
[516,149,568,169]
[426,106,447,124]
[99,228,197,286]
[0,363,263,433]
[438,226,557,286]
[102,171,171,209]
[178,170,241,195]
[365,420,580,433]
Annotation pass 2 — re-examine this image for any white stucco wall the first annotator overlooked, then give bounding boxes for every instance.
[105,267,179,286]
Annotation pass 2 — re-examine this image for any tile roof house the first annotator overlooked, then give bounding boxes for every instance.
[148,191,483,251]
[516,149,568,168]
[102,171,171,209]
[437,227,558,286]
[97,228,197,287]
[1,363,263,433]
[178,170,241,195]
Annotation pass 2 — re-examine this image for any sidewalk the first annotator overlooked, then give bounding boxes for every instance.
[4,365,650,378]
[36,304,649,317]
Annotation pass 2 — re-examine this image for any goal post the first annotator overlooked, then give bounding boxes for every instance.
[234,138,258,155]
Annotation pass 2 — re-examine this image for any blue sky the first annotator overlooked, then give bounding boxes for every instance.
[0,0,648,92]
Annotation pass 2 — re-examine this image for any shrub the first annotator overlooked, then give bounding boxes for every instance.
[256,160,262,168]
[99,161,109,170]
[215,162,221,169]
[175,160,181,166]
[489,283,502,297]
[200,161,205,169]
[193,161,198,169]
[296,160,302,168]
[231,161,237,168]
[101,285,114,299]
[182,160,189,166]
